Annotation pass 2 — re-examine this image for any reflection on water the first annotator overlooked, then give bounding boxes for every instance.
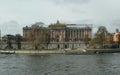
[0,54,120,75]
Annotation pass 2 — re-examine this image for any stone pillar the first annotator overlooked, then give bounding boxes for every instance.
[81,29,84,40]
[70,30,71,41]
[80,29,82,40]
[72,30,74,41]
[78,30,80,41]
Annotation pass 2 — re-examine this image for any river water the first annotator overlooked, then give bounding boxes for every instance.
[0,53,120,75]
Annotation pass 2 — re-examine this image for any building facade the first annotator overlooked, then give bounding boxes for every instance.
[23,21,92,49]
[113,29,120,43]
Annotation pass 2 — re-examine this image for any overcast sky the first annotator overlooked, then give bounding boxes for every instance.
[0,0,120,36]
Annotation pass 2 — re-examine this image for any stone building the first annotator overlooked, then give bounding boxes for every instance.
[23,21,92,49]
[113,29,120,43]
[23,23,50,49]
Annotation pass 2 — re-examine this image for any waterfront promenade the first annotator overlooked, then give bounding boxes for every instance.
[1,48,120,55]
[0,50,65,54]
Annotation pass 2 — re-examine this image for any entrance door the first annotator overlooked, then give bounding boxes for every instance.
[58,45,60,49]
[65,44,67,48]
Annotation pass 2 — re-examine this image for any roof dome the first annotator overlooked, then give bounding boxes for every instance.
[32,24,39,28]
[31,22,44,28]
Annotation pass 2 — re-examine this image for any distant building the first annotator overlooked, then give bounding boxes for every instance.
[113,29,120,43]
[2,34,22,49]
[23,21,92,49]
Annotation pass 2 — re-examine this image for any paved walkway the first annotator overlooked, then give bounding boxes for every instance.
[0,50,65,54]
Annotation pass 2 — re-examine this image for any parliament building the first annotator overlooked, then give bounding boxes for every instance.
[23,21,92,49]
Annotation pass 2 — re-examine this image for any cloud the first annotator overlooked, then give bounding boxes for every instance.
[0,20,22,36]
[50,0,91,5]
[0,0,120,35]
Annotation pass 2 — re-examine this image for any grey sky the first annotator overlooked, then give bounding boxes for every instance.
[0,0,120,36]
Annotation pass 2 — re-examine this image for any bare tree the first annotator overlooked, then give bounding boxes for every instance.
[90,26,108,48]
[15,34,22,49]
[29,22,49,50]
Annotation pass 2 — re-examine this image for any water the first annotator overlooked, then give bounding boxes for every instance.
[0,54,120,75]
